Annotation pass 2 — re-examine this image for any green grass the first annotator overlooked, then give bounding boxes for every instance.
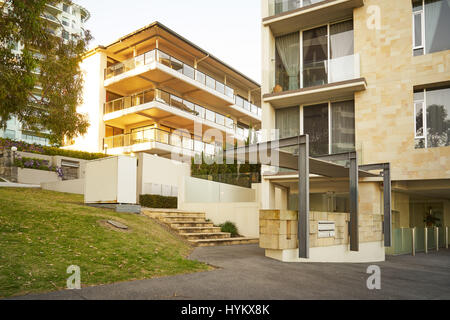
[0,188,209,298]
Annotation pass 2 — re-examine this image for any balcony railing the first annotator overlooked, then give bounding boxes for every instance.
[104,49,262,119]
[104,49,234,98]
[104,127,218,156]
[272,53,360,94]
[235,95,262,118]
[268,0,327,16]
[104,88,235,129]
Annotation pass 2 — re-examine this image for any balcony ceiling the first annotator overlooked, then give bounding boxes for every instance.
[104,102,232,134]
[263,78,366,108]
[263,0,365,36]
[104,64,234,108]
[103,21,260,93]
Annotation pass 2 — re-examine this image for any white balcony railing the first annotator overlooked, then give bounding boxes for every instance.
[268,0,327,16]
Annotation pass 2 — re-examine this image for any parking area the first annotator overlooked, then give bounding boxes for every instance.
[14,244,450,300]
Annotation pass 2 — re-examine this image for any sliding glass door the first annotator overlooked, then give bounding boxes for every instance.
[274,100,355,156]
[303,26,328,88]
[303,103,329,155]
[274,20,354,93]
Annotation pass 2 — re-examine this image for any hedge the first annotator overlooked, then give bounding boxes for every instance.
[0,138,107,160]
[140,195,178,209]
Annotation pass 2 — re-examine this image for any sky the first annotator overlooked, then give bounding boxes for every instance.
[76,0,262,83]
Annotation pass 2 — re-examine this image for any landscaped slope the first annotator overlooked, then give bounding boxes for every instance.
[0,188,209,298]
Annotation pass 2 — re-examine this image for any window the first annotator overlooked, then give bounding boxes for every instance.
[414,86,450,149]
[412,0,450,56]
[275,106,300,139]
[63,3,71,14]
[274,20,354,93]
[274,100,356,156]
[303,103,329,155]
[62,30,70,40]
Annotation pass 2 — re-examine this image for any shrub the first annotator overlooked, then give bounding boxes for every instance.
[140,195,177,209]
[0,138,107,161]
[220,221,239,237]
[13,155,63,178]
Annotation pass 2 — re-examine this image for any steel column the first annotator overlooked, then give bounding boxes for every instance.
[383,165,392,247]
[298,135,310,259]
[349,153,359,252]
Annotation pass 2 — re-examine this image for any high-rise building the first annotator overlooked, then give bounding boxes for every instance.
[0,0,90,145]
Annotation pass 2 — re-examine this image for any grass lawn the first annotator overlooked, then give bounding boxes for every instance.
[0,188,209,298]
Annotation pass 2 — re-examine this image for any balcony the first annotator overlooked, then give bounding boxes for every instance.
[104,127,218,157]
[264,0,364,35]
[104,49,262,121]
[104,49,236,107]
[41,12,60,26]
[104,88,237,134]
[264,53,366,108]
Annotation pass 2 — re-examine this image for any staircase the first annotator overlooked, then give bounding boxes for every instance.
[142,208,259,247]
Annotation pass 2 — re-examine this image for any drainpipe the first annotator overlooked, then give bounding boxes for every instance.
[424,227,428,254]
[412,227,416,256]
[436,227,439,251]
[194,54,209,69]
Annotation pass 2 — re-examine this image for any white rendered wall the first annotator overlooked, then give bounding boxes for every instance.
[66,50,107,153]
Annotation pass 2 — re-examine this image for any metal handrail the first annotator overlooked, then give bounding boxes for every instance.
[104,88,235,130]
[104,48,262,118]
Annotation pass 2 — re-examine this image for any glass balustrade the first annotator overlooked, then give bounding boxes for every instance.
[104,127,217,156]
[268,0,327,16]
[104,49,235,99]
[385,227,449,256]
[104,88,235,130]
[104,49,262,119]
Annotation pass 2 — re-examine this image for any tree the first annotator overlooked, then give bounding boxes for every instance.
[0,0,91,145]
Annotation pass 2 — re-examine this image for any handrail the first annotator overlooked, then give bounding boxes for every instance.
[104,88,235,130]
[103,127,217,155]
[268,0,327,16]
[104,48,262,118]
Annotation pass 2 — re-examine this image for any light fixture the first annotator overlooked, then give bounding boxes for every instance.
[11,146,18,152]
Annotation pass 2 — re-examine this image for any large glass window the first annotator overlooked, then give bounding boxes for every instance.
[275,106,300,139]
[273,20,354,93]
[331,100,355,153]
[275,32,300,91]
[414,86,450,148]
[303,26,328,88]
[413,0,450,56]
[303,103,329,155]
[275,100,355,155]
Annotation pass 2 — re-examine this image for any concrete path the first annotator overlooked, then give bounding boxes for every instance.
[13,245,450,300]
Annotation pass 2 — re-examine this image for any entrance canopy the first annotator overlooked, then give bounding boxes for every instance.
[231,135,392,259]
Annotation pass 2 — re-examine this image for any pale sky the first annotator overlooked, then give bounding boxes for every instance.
[76,0,262,83]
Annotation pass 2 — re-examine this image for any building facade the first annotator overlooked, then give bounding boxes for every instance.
[260,0,450,259]
[68,22,262,159]
[0,0,90,145]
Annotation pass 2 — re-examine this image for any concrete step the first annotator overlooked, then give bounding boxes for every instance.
[161,216,206,223]
[170,222,215,228]
[142,209,205,219]
[191,237,260,247]
[176,226,222,233]
[180,232,231,240]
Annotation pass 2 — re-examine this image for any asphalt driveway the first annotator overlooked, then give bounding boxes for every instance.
[13,245,450,300]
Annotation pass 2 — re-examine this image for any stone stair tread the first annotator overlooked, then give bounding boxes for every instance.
[190,237,259,243]
[180,232,231,237]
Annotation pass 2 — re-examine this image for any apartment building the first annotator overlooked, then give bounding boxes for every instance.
[260,0,450,258]
[68,22,262,159]
[0,0,90,145]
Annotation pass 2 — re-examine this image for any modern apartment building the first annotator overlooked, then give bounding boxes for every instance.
[68,22,262,159]
[0,0,90,145]
[260,0,450,258]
